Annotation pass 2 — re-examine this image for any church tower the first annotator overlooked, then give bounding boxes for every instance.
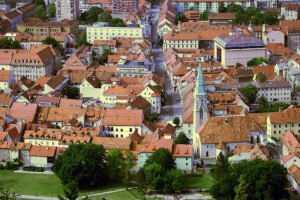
[193,64,208,130]
[193,64,208,156]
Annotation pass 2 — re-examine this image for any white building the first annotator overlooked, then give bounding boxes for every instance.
[86,22,144,43]
[281,4,300,20]
[214,34,266,66]
[253,81,292,103]
[56,0,79,21]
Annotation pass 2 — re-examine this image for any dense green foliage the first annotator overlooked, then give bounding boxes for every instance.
[0,38,21,49]
[258,100,290,113]
[219,4,278,25]
[247,57,269,67]
[76,31,90,47]
[239,84,258,103]
[145,148,176,170]
[175,14,188,25]
[33,0,46,8]
[80,7,125,27]
[218,3,227,12]
[48,3,56,18]
[174,132,190,144]
[106,150,125,181]
[255,72,267,82]
[210,154,289,200]
[35,5,47,20]
[66,86,80,99]
[200,11,208,20]
[145,113,160,122]
[99,48,113,64]
[42,36,63,53]
[173,117,180,126]
[139,148,182,193]
[53,144,107,188]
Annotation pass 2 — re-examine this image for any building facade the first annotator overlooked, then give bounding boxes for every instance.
[112,0,138,15]
[56,0,79,21]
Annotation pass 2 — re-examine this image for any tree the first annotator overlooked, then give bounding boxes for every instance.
[110,18,126,27]
[48,3,56,18]
[42,36,63,53]
[247,57,269,67]
[235,63,242,68]
[53,143,107,188]
[227,3,244,13]
[234,160,288,200]
[66,86,79,99]
[33,0,45,8]
[174,132,189,144]
[175,14,188,25]
[98,12,112,23]
[200,11,208,20]
[122,150,135,189]
[145,113,160,122]
[64,181,78,200]
[173,117,180,126]
[258,96,268,109]
[0,38,21,49]
[210,158,289,200]
[144,163,165,191]
[106,150,125,181]
[163,169,183,193]
[255,72,267,82]
[145,148,176,170]
[218,3,227,13]
[99,48,113,64]
[239,84,258,103]
[76,31,90,47]
[35,5,47,20]
[86,7,104,24]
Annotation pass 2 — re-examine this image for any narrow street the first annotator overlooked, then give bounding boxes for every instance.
[150,6,182,123]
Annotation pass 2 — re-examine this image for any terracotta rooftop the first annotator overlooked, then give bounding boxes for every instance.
[103,109,143,126]
[30,145,56,157]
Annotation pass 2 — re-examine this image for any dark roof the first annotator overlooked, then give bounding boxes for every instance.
[130,96,151,109]
[214,34,265,49]
[17,3,35,14]
[4,10,22,20]
[46,75,66,89]
[86,76,101,88]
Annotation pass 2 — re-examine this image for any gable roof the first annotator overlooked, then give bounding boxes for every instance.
[198,115,262,144]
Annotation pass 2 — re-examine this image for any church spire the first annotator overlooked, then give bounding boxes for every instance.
[196,64,206,95]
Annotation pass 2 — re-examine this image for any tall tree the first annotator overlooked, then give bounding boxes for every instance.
[174,132,189,144]
[53,144,107,188]
[98,12,112,22]
[145,148,176,170]
[48,3,56,18]
[106,150,125,181]
[218,3,227,13]
[200,11,208,20]
[99,48,113,64]
[226,3,244,13]
[239,84,258,103]
[36,5,47,20]
[0,38,21,49]
[255,72,267,82]
[110,18,126,27]
[123,150,135,189]
[86,7,104,24]
[42,36,63,53]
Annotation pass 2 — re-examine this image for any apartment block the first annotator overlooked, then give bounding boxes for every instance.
[56,0,79,21]
[112,0,138,15]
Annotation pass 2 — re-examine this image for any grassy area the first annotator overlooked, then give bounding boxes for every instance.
[182,174,214,190]
[0,170,64,196]
[89,190,138,200]
[0,170,126,197]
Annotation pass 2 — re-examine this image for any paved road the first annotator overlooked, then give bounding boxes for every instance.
[150,5,182,123]
[18,187,136,200]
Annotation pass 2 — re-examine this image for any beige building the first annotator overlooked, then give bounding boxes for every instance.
[10,45,60,80]
[86,23,143,43]
[214,34,266,66]
[267,107,300,141]
[102,109,144,138]
[17,18,78,37]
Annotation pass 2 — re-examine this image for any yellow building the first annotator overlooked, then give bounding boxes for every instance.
[267,107,300,141]
[17,18,78,37]
[87,23,143,43]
